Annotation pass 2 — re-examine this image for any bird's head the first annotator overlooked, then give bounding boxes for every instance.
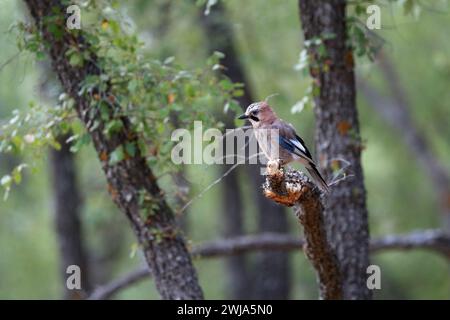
[237,101,276,124]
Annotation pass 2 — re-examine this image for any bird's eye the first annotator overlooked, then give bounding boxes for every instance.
[251,110,259,116]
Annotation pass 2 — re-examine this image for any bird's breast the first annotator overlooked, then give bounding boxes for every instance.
[253,127,290,162]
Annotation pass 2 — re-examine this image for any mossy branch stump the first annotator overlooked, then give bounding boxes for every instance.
[263,160,343,300]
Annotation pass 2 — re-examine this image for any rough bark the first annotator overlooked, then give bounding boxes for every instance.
[50,134,91,299]
[199,2,290,299]
[25,0,202,299]
[298,0,372,299]
[263,160,342,299]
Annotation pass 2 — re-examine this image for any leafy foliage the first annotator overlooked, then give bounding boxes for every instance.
[0,100,71,199]
[1,0,242,198]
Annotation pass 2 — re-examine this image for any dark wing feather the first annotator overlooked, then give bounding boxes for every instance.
[275,121,314,162]
[294,134,313,160]
[276,121,329,191]
[278,135,313,163]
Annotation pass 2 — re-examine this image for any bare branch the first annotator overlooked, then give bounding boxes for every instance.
[193,233,304,258]
[262,160,342,300]
[88,228,450,299]
[371,229,450,257]
[88,267,150,300]
[193,229,450,258]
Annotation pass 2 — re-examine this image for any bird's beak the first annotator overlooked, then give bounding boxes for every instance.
[237,113,249,120]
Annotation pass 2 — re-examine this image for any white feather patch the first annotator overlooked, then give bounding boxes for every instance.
[290,138,306,153]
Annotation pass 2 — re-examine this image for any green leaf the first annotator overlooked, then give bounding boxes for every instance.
[219,79,234,91]
[36,51,46,60]
[158,108,170,119]
[48,22,63,40]
[227,99,242,114]
[99,102,111,121]
[355,4,365,16]
[317,43,327,58]
[146,156,158,166]
[164,56,175,64]
[312,84,321,98]
[11,135,24,151]
[129,242,139,258]
[185,84,196,97]
[12,164,27,184]
[223,102,230,113]
[9,114,19,125]
[207,51,225,66]
[1,175,12,187]
[233,89,244,97]
[403,0,414,15]
[294,49,309,71]
[212,51,225,59]
[109,145,125,165]
[204,0,218,15]
[125,142,136,157]
[109,20,121,35]
[69,133,91,153]
[104,119,123,136]
[69,53,83,67]
[291,97,309,114]
[128,79,138,93]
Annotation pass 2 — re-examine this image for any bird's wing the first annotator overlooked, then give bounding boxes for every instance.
[276,121,314,163]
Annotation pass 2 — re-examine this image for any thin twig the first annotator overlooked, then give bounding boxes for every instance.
[178,151,263,214]
[0,52,21,73]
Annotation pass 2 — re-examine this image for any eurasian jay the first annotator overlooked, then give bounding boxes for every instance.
[238,101,329,192]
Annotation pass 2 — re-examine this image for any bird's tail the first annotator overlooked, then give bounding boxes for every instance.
[306,163,329,193]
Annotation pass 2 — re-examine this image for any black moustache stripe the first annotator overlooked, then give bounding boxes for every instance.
[250,115,259,122]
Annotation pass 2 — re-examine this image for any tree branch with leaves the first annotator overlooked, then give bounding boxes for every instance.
[16,0,238,300]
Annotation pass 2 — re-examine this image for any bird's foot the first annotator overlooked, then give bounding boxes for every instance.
[264,161,316,207]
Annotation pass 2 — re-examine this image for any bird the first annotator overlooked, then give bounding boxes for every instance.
[238,101,329,192]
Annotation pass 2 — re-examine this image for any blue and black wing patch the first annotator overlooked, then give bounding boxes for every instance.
[294,134,313,160]
[278,134,313,161]
[278,130,329,192]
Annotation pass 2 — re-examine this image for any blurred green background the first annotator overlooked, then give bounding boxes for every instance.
[0,0,449,299]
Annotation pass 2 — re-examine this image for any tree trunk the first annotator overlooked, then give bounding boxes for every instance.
[50,134,91,299]
[298,0,371,299]
[221,165,251,299]
[25,0,203,299]
[199,2,290,299]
